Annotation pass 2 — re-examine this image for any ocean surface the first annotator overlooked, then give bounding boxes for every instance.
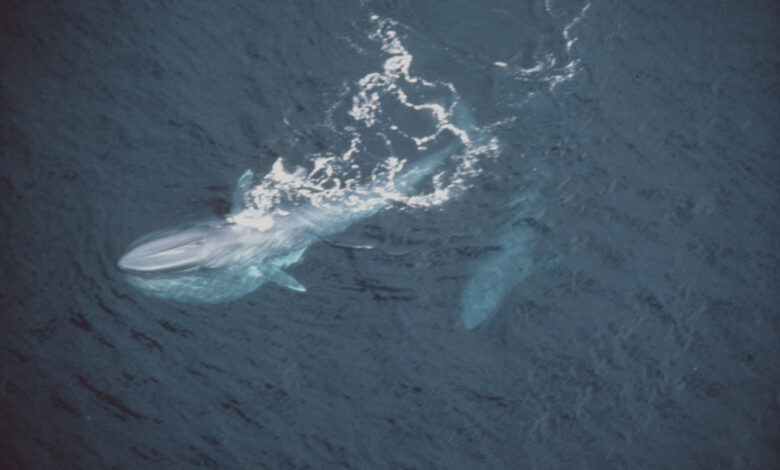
[1,1,778,468]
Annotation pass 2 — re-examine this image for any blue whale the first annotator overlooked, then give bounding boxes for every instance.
[118,140,459,303]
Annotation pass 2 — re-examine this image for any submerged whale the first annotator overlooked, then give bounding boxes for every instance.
[118,139,460,303]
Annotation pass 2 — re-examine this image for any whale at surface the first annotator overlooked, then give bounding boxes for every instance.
[117,136,461,304]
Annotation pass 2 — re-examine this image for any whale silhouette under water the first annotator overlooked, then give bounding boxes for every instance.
[118,134,462,304]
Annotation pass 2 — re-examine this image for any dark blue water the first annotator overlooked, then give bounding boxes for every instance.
[2,1,778,468]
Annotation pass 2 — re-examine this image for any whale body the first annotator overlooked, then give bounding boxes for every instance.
[118,140,459,303]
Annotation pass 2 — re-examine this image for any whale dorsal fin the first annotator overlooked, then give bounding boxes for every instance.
[232,169,254,214]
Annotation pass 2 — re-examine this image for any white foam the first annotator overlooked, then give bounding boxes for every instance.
[245,15,501,222]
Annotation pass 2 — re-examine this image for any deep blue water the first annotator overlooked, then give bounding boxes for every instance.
[1,1,779,468]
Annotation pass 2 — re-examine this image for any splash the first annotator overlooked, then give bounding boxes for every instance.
[242,16,500,231]
[494,2,592,96]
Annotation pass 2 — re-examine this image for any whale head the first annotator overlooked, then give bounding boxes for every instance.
[117,221,251,274]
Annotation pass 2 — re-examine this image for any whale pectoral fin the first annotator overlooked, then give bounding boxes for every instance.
[258,265,306,292]
[320,234,376,251]
[232,169,254,214]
